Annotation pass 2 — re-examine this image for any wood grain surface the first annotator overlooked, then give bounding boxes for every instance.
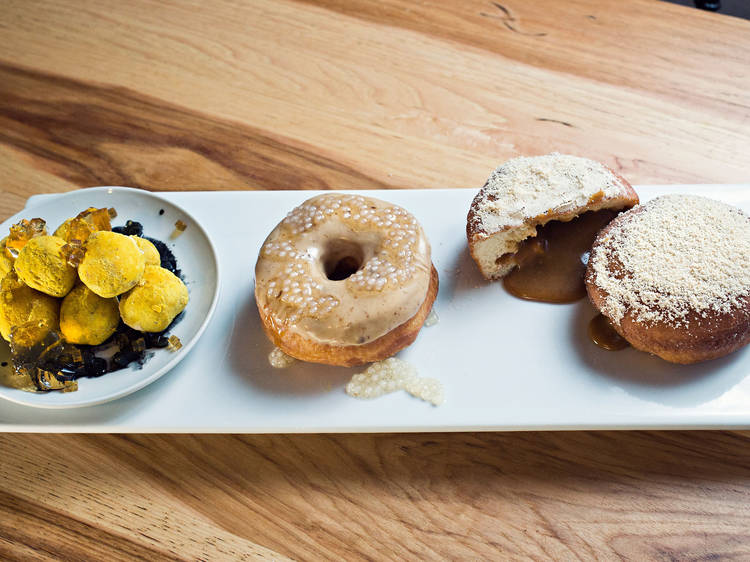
[3,432,750,561]
[2,0,750,559]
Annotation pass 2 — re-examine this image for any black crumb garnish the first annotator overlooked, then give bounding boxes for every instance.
[58,306,185,382]
[158,209,165,216]
[146,236,181,279]
[112,220,143,237]
[113,220,182,279]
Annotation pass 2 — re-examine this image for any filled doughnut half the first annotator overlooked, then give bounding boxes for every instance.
[466,153,639,282]
[586,194,750,364]
[254,193,438,367]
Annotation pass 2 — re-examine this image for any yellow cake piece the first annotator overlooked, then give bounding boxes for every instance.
[119,265,188,332]
[78,231,146,298]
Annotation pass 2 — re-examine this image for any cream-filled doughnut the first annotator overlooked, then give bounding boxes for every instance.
[467,153,638,281]
[255,193,438,366]
[586,194,750,364]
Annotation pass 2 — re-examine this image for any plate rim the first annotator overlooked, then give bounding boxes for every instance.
[0,186,221,409]
[1,185,749,430]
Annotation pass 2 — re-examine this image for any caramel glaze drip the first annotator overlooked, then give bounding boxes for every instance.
[503,210,619,303]
[588,313,630,351]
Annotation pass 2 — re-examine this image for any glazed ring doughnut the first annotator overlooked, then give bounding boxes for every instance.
[255,193,438,367]
[586,194,750,364]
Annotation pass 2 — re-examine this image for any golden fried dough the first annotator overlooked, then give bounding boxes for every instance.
[586,195,750,364]
[60,284,119,345]
[14,235,77,297]
[132,236,161,266]
[119,265,188,332]
[78,231,146,298]
[0,238,13,278]
[0,272,59,344]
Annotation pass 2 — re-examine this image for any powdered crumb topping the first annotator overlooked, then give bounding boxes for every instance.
[589,194,750,326]
[470,153,625,235]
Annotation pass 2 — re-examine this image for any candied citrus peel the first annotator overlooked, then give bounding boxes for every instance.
[61,239,85,268]
[6,218,47,259]
[78,207,114,231]
[170,220,187,239]
[65,218,95,244]
[167,334,182,351]
[63,207,115,244]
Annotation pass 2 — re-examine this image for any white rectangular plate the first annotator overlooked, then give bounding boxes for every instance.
[1,185,749,432]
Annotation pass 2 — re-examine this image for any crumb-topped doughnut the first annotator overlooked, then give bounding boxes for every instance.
[586,194,750,364]
[467,153,638,280]
[255,193,438,367]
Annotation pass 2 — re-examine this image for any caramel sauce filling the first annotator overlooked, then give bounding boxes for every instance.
[503,210,618,303]
[588,313,629,351]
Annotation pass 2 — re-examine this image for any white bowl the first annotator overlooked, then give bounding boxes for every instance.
[0,187,220,408]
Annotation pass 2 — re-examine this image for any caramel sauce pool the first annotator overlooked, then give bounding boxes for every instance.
[588,313,630,351]
[499,209,629,352]
[503,210,618,303]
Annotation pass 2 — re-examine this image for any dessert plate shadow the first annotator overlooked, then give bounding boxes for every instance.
[0,187,220,409]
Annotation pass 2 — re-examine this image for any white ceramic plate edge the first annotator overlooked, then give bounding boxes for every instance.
[0,187,221,409]
[1,185,749,430]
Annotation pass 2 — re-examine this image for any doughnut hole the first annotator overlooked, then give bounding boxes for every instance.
[60,284,119,345]
[0,272,60,344]
[132,236,161,266]
[119,265,188,332]
[321,239,365,281]
[78,231,146,298]
[14,235,77,298]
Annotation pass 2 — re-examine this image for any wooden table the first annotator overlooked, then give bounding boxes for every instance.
[1,1,749,559]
